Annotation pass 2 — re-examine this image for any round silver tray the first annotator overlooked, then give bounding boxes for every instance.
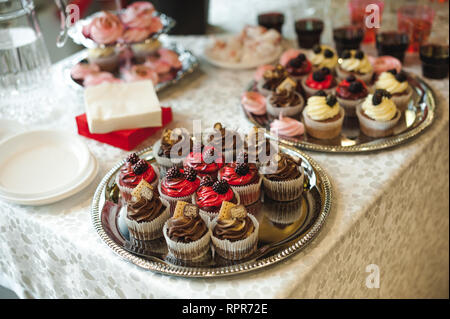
[91,143,332,278]
[244,72,436,153]
[68,11,175,49]
[64,41,199,92]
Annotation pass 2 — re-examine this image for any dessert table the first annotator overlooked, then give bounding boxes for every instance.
[0,35,448,299]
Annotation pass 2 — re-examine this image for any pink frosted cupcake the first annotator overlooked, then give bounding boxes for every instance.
[121,65,159,85]
[70,62,100,84]
[83,11,124,45]
[121,27,152,44]
[158,48,182,70]
[120,1,155,28]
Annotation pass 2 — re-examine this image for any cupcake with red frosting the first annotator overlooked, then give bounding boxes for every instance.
[121,64,159,85]
[282,52,312,81]
[116,153,159,202]
[302,67,337,97]
[218,152,262,206]
[158,166,200,213]
[193,177,240,219]
[336,74,369,117]
[183,145,224,179]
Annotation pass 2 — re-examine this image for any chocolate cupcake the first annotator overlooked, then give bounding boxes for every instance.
[267,77,305,117]
[262,153,304,202]
[163,201,211,260]
[245,127,278,166]
[203,122,243,162]
[125,180,170,240]
[257,64,289,96]
[336,75,369,117]
[193,178,240,219]
[211,202,259,260]
[153,128,192,173]
[116,153,159,203]
[218,153,262,206]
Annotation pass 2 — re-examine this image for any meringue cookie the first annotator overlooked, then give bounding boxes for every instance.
[270,114,304,137]
[241,92,267,115]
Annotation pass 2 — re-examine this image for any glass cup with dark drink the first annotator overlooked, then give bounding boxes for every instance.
[295,19,324,49]
[397,5,435,53]
[419,44,449,79]
[257,12,285,34]
[333,26,365,56]
[376,32,409,63]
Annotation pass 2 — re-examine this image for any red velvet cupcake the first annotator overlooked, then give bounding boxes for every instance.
[183,145,224,179]
[158,166,200,214]
[302,67,337,97]
[336,74,369,117]
[193,177,240,219]
[116,153,159,202]
[284,53,312,81]
[218,153,262,206]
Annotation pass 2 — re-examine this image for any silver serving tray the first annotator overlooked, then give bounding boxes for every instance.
[91,143,332,278]
[64,41,199,92]
[68,11,175,49]
[244,72,436,153]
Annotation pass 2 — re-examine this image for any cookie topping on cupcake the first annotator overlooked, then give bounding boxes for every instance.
[362,90,397,121]
[127,182,164,223]
[262,64,289,90]
[157,128,192,159]
[213,202,255,242]
[167,201,208,243]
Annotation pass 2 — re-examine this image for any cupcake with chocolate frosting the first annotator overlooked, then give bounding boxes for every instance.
[163,201,211,260]
[158,166,200,213]
[211,202,259,260]
[218,152,262,206]
[262,152,304,202]
[302,91,345,140]
[125,180,170,240]
[374,69,412,112]
[203,122,243,162]
[336,74,369,117]
[257,64,289,96]
[356,89,401,137]
[267,77,305,117]
[153,128,192,173]
[193,177,240,219]
[116,153,159,202]
[245,127,278,165]
[337,49,374,84]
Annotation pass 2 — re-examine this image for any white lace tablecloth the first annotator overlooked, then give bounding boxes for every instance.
[0,35,448,299]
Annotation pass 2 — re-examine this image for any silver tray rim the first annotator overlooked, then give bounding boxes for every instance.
[90,144,333,278]
[63,41,199,93]
[244,72,437,153]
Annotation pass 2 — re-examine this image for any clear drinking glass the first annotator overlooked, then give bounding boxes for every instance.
[0,0,53,122]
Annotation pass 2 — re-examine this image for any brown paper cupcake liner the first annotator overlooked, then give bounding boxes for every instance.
[391,86,413,112]
[336,96,366,117]
[356,104,401,138]
[158,182,195,215]
[218,175,262,206]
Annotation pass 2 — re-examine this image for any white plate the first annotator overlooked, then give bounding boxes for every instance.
[0,154,98,206]
[0,130,97,205]
[0,119,23,143]
[204,43,283,70]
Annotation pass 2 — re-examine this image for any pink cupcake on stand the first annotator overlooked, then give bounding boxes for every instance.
[121,65,159,85]
[83,72,122,87]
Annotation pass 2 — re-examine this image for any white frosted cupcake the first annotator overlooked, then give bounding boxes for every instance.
[267,85,305,118]
[262,152,304,202]
[308,44,338,72]
[87,47,120,72]
[211,202,259,260]
[124,181,170,241]
[202,122,244,162]
[356,89,401,138]
[375,70,413,112]
[163,201,211,260]
[336,50,374,85]
[302,91,345,140]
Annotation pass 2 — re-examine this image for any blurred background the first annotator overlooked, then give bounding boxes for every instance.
[23,0,450,63]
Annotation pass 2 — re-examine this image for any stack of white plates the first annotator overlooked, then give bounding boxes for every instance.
[0,129,98,206]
